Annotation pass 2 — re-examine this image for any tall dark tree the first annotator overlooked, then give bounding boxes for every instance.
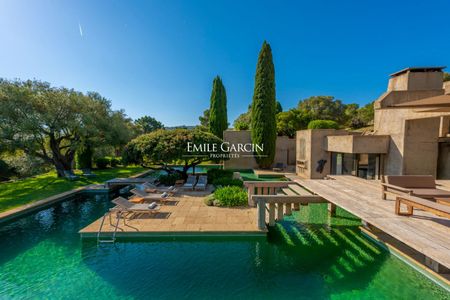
[209,76,228,138]
[251,41,277,168]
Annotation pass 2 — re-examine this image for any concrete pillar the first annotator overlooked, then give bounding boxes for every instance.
[328,202,336,216]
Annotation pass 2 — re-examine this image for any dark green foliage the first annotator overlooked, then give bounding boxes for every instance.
[95,157,110,169]
[76,145,93,169]
[444,72,450,82]
[158,172,182,185]
[233,108,251,130]
[307,120,339,129]
[206,168,233,182]
[214,186,247,207]
[0,79,134,177]
[0,159,15,181]
[199,109,210,128]
[276,101,283,114]
[213,177,243,187]
[251,41,277,168]
[209,76,228,138]
[297,96,347,124]
[134,115,164,134]
[1,152,50,178]
[110,157,121,167]
[276,109,311,137]
[123,129,224,179]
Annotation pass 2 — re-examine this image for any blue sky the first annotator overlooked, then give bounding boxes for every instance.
[1,0,449,126]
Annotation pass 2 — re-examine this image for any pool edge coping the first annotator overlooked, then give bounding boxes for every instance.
[0,169,154,225]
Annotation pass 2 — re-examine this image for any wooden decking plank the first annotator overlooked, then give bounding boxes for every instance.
[281,187,297,196]
[288,184,313,196]
[292,176,450,269]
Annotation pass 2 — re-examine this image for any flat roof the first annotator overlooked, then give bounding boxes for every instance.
[390,66,446,77]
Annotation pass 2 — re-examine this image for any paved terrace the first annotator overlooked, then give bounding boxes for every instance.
[287,174,450,270]
[79,188,264,238]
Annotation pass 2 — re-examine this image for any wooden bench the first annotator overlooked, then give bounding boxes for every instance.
[395,195,450,218]
[381,175,450,200]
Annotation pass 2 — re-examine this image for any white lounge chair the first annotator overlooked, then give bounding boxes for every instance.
[130,188,172,205]
[111,197,160,219]
[195,175,207,190]
[137,183,178,194]
[183,175,197,190]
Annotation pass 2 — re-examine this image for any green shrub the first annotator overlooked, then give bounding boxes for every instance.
[207,168,233,182]
[76,146,93,169]
[158,172,182,185]
[2,152,50,178]
[307,120,339,129]
[110,157,121,167]
[0,159,16,181]
[213,177,243,187]
[204,194,215,206]
[214,186,247,207]
[95,157,110,169]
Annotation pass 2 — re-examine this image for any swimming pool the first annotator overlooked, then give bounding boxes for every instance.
[0,193,447,299]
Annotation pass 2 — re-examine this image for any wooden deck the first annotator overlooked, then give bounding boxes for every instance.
[79,189,264,238]
[287,175,450,269]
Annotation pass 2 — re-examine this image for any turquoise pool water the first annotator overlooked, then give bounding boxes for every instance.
[0,194,448,299]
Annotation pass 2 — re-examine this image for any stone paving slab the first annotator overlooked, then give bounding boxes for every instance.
[79,193,265,237]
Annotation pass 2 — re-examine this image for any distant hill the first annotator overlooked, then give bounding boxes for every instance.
[164,125,196,130]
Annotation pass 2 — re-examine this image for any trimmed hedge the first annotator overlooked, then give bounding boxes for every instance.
[95,157,110,169]
[307,119,339,129]
[158,173,182,185]
[213,177,243,187]
[214,186,247,207]
[207,169,233,183]
[110,157,121,167]
[76,147,93,169]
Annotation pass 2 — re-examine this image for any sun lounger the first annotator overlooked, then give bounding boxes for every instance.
[395,195,450,218]
[183,175,197,190]
[381,175,450,200]
[137,183,178,194]
[63,170,79,180]
[81,169,97,177]
[130,188,172,204]
[195,175,207,190]
[111,196,161,219]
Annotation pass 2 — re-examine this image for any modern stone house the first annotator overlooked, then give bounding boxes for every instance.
[296,67,450,180]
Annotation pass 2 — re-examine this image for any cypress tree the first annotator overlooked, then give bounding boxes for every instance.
[209,76,228,138]
[251,41,277,168]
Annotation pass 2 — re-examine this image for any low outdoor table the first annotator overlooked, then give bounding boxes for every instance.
[175,179,184,186]
[129,196,145,204]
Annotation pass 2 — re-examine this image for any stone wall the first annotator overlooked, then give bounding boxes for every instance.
[296,129,348,179]
[374,107,450,175]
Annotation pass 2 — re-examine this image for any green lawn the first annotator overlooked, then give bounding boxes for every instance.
[0,166,147,213]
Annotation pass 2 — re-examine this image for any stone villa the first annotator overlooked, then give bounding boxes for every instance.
[225,67,450,180]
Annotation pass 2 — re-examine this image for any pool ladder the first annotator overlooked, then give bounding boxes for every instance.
[97,210,121,244]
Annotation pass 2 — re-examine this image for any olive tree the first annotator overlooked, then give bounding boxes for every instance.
[123,129,224,179]
[0,79,133,177]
